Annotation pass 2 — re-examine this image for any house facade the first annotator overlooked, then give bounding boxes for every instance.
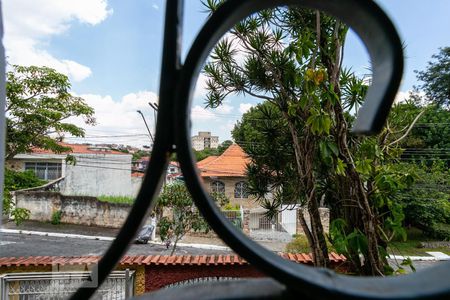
[7,143,133,197]
[197,144,258,209]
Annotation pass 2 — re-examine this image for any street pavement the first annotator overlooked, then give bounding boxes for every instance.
[0,232,231,257]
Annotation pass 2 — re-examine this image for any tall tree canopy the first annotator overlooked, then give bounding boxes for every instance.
[5,65,95,159]
[203,1,414,274]
[416,47,450,108]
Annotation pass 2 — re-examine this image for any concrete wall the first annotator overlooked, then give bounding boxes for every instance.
[9,152,133,197]
[61,153,132,197]
[296,208,330,234]
[131,176,143,197]
[202,177,260,209]
[14,191,131,228]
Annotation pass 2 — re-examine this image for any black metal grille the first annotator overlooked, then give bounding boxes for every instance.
[1,0,449,299]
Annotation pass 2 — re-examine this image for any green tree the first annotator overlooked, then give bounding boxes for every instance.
[203,2,414,274]
[217,139,233,154]
[156,182,229,255]
[392,162,450,239]
[415,47,450,108]
[5,65,95,159]
[3,169,45,225]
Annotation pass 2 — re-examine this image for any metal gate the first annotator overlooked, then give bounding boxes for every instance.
[280,205,299,236]
[0,271,134,300]
[248,209,293,242]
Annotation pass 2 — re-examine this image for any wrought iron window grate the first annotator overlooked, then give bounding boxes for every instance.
[1,0,449,299]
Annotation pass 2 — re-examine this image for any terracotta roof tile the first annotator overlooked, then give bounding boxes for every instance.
[0,253,345,268]
[131,172,145,177]
[197,144,250,177]
[30,143,128,156]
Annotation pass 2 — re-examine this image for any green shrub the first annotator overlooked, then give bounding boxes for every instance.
[430,223,450,240]
[3,169,45,225]
[51,210,62,225]
[285,234,311,253]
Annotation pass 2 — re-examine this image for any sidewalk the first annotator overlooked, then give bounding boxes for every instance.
[2,220,119,237]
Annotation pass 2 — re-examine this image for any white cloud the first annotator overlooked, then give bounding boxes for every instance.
[66,91,159,147]
[193,73,209,99]
[152,4,159,10]
[215,104,234,114]
[191,105,216,121]
[3,0,112,82]
[394,91,411,104]
[239,103,254,114]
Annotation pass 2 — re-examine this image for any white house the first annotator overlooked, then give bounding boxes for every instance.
[7,143,133,197]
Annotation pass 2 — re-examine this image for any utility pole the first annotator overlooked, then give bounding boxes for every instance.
[137,110,154,145]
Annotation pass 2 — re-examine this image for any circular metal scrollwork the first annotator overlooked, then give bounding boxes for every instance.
[70,0,450,299]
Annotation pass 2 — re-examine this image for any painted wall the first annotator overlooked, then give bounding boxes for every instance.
[62,153,132,197]
[202,177,259,209]
[14,191,130,228]
[131,176,143,197]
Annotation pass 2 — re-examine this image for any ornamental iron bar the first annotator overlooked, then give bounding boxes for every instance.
[1,0,449,299]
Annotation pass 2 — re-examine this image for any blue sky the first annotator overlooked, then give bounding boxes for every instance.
[3,0,450,147]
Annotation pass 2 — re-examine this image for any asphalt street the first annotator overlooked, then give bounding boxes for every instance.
[0,232,231,257]
[1,232,449,275]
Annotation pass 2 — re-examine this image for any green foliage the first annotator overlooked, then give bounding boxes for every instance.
[156,182,230,254]
[285,234,310,253]
[286,234,335,254]
[97,195,134,205]
[5,65,95,159]
[132,150,150,161]
[388,102,450,163]
[51,210,62,225]
[392,162,450,238]
[4,169,45,191]
[3,169,45,225]
[416,47,450,108]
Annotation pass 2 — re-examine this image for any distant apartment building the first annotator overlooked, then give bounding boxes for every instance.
[191,131,219,151]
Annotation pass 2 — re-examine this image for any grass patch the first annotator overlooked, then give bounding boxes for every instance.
[97,195,134,205]
[389,227,450,256]
[285,228,450,256]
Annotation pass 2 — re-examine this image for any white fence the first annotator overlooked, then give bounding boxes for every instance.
[0,271,134,300]
[248,208,294,242]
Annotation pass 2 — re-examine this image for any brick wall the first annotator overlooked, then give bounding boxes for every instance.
[144,265,265,292]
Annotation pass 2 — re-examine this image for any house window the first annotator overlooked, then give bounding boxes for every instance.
[25,162,62,180]
[210,180,225,194]
[234,181,249,199]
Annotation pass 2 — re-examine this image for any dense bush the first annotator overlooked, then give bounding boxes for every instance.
[393,162,450,238]
[3,169,45,225]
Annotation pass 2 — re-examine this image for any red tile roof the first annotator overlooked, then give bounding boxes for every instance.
[30,143,128,155]
[131,172,145,177]
[197,144,250,177]
[0,253,345,267]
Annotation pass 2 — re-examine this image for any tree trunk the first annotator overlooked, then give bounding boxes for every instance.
[284,114,329,267]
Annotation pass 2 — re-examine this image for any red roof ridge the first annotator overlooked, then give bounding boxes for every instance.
[197,144,250,177]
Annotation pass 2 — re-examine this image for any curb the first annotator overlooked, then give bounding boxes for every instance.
[389,252,450,261]
[1,228,231,251]
[0,228,114,241]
